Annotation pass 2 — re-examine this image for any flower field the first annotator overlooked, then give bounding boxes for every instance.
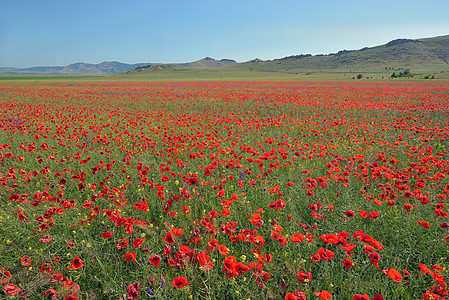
[0,80,448,299]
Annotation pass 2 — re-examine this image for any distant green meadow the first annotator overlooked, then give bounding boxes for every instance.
[1,64,448,82]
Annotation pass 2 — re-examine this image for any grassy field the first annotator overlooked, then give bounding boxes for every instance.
[0,79,448,300]
[2,68,449,83]
[0,74,107,81]
[117,35,449,83]
[119,68,449,82]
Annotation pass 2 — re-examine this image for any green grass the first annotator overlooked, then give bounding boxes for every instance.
[0,73,107,81]
[1,80,448,299]
[118,67,449,82]
[4,69,445,83]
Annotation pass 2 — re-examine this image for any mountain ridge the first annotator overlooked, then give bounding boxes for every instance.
[2,35,448,76]
[125,35,449,77]
[235,35,449,73]
[0,61,152,75]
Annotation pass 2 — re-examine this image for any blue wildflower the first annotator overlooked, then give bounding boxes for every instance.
[145,287,155,296]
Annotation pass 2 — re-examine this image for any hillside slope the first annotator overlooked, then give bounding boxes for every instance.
[234,35,449,73]
[125,35,449,78]
[0,61,151,75]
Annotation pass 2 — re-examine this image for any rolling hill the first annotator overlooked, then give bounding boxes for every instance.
[0,61,151,75]
[2,35,448,79]
[235,35,449,73]
[129,57,237,73]
[124,35,449,80]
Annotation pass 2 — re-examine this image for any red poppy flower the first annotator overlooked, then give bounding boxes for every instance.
[124,251,137,264]
[270,230,281,240]
[63,294,77,300]
[310,253,321,262]
[290,233,304,243]
[269,198,285,210]
[431,264,443,273]
[39,235,52,243]
[180,245,191,254]
[167,258,177,267]
[369,252,380,268]
[83,200,93,208]
[133,238,145,248]
[223,256,237,272]
[249,213,263,227]
[309,202,322,211]
[163,245,172,256]
[218,245,230,255]
[417,220,430,229]
[43,289,57,300]
[435,208,448,218]
[343,257,354,269]
[314,290,333,299]
[361,234,374,244]
[235,262,249,274]
[39,263,52,273]
[345,210,355,217]
[164,232,175,244]
[353,294,370,300]
[285,292,299,300]
[382,268,402,282]
[371,240,384,251]
[21,255,31,266]
[419,263,433,275]
[319,233,339,245]
[373,294,384,300]
[431,272,445,287]
[398,270,410,280]
[221,208,231,216]
[171,276,189,288]
[359,210,368,218]
[403,203,414,212]
[116,238,129,249]
[368,211,380,220]
[101,230,113,239]
[423,291,441,300]
[363,245,375,254]
[342,243,356,256]
[306,190,315,197]
[127,282,140,299]
[296,270,312,283]
[208,238,219,249]
[133,202,148,212]
[374,199,383,206]
[14,209,27,221]
[171,228,184,236]
[317,248,335,261]
[149,255,161,267]
[3,284,23,296]
[67,256,84,270]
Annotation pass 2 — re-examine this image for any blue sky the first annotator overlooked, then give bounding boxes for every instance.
[1,0,448,67]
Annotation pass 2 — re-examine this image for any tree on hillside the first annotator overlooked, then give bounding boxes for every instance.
[391,69,412,78]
